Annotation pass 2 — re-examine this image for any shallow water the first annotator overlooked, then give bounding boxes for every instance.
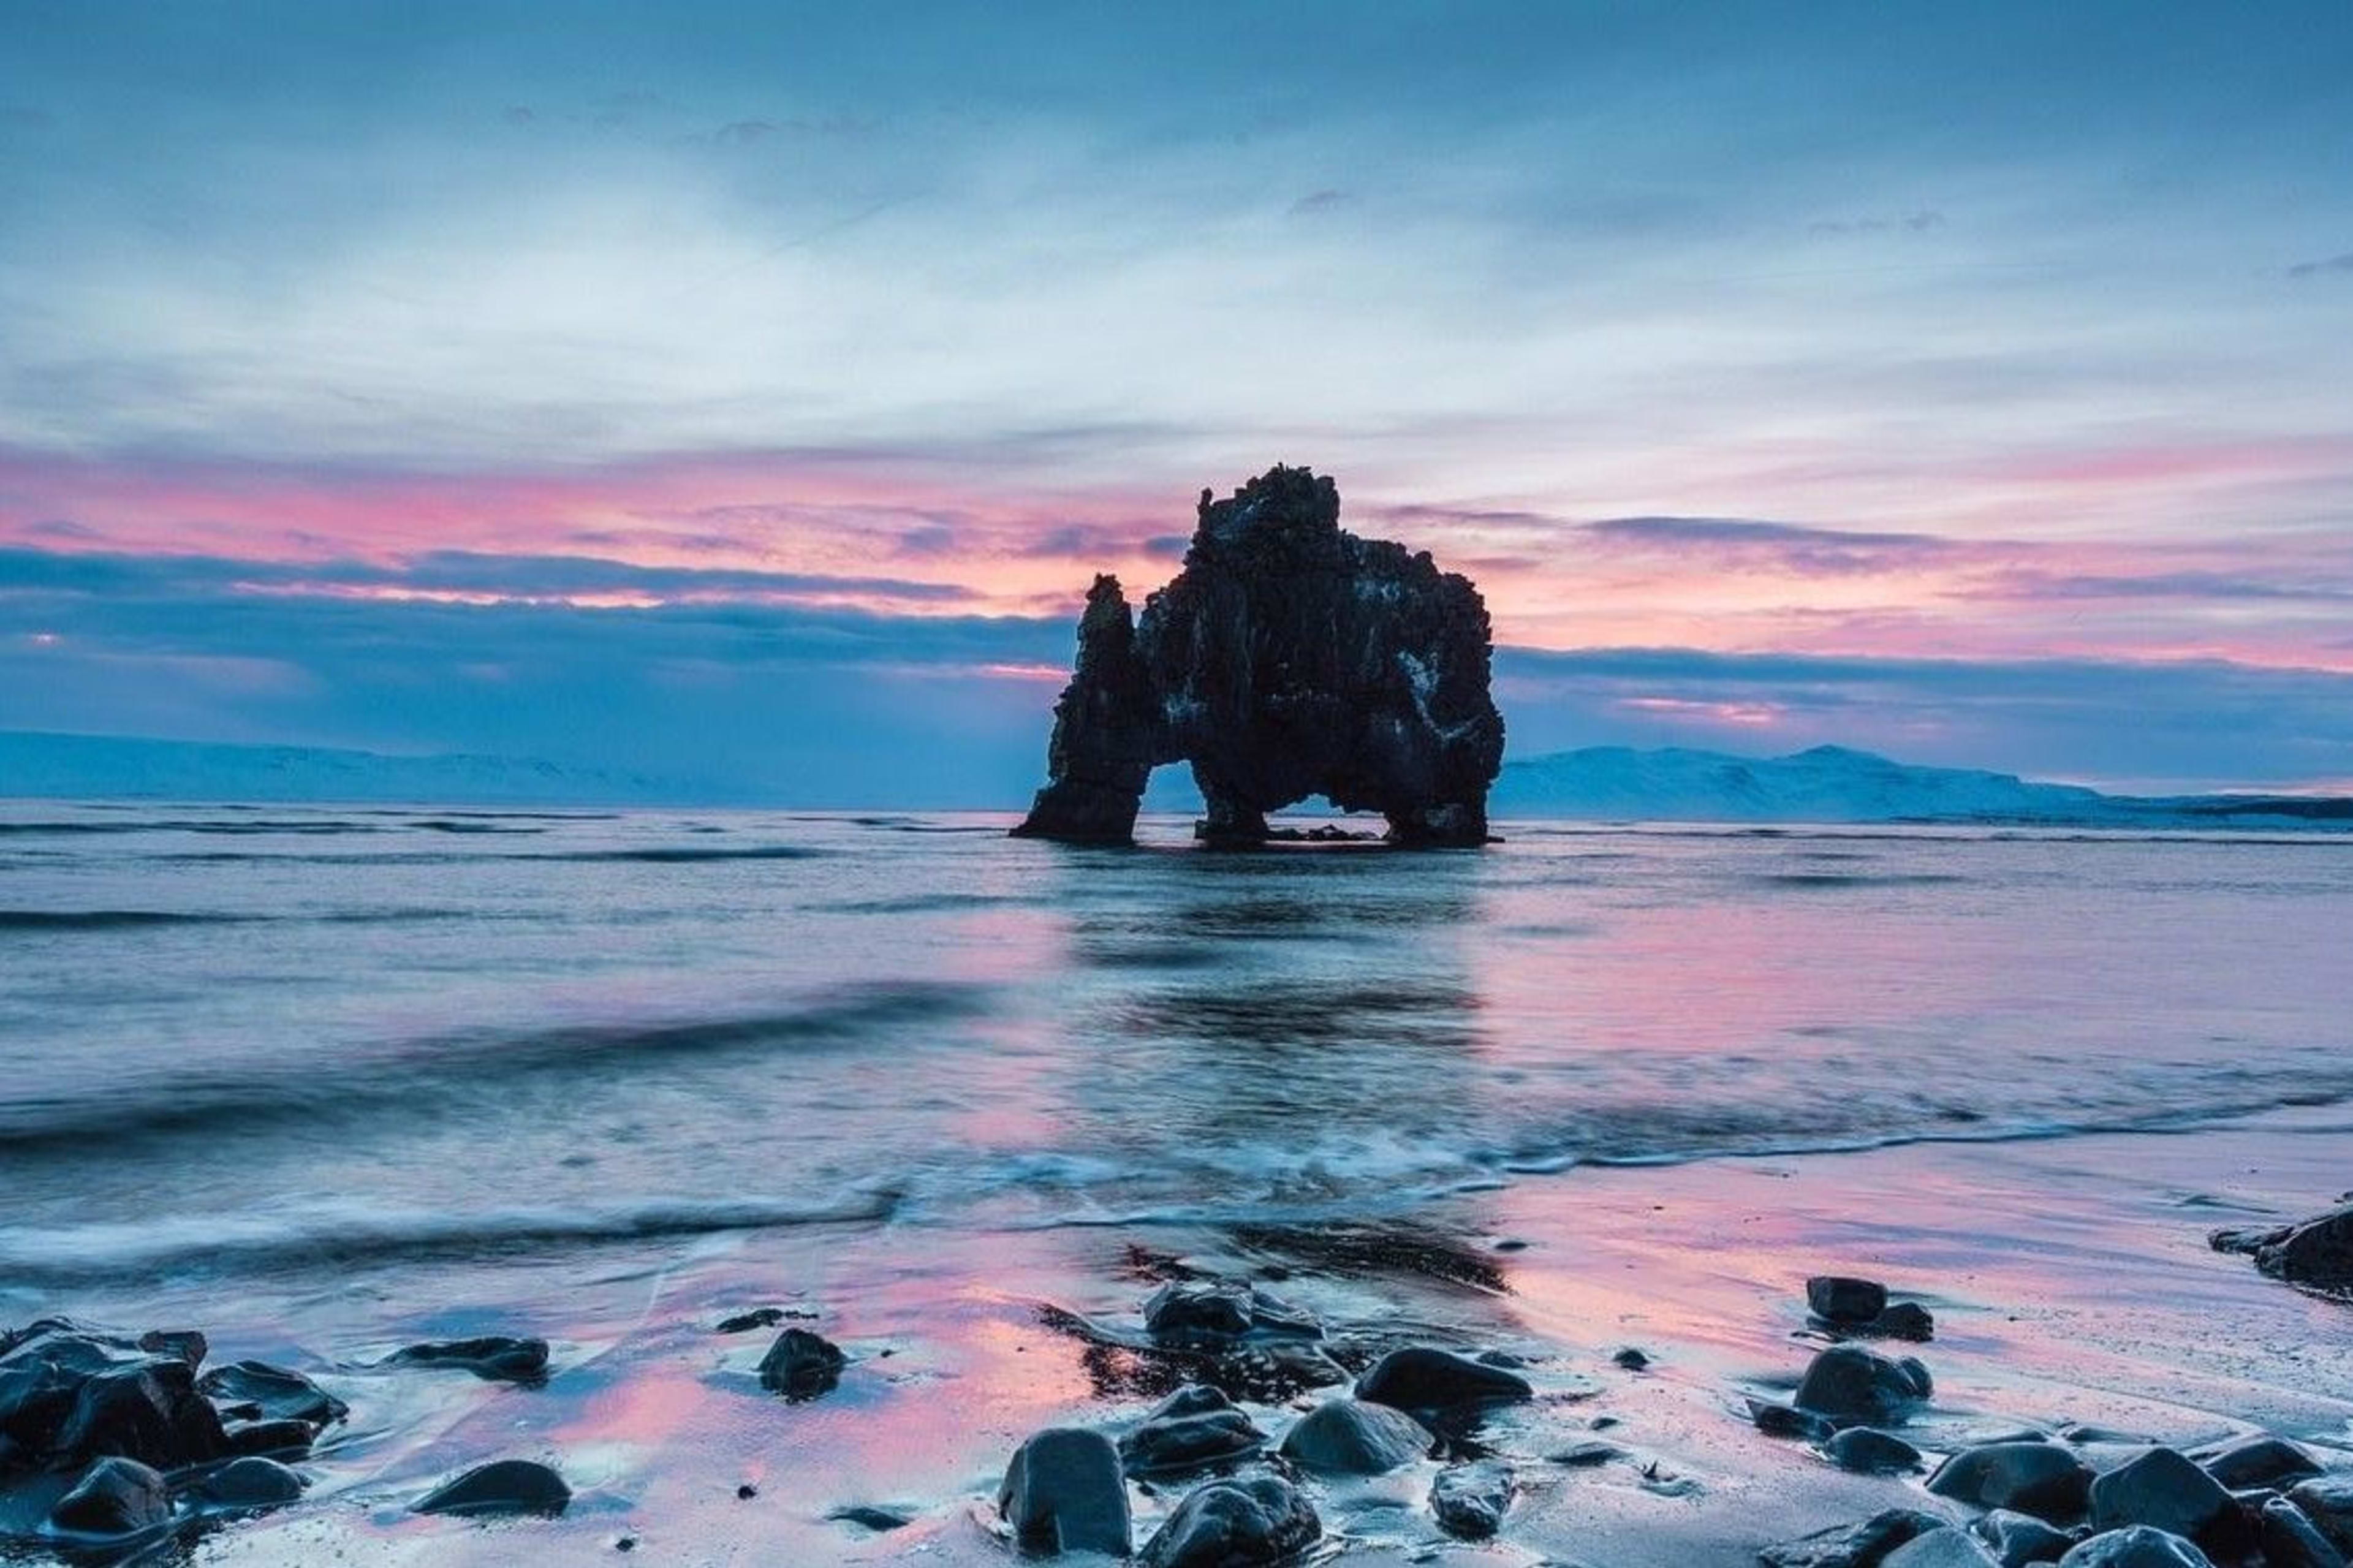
[5,804,2353,1562]
[3,804,2349,1287]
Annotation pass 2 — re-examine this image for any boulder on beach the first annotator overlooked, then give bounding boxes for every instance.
[1752,1400,1836,1442]
[1808,1277,1889,1325]
[1141,1281,1320,1342]
[222,1417,316,1457]
[1137,1474,1319,1568]
[2053,1526,2216,1567]
[757,1328,845,1401]
[1883,1527,2001,1567]
[1794,1345,1931,1425]
[1119,1406,1266,1477]
[2195,1433,2321,1490]
[1758,1507,1947,1568]
[193,1455,306,1510]
[1278,1398,1432,1475]
[2260,1494,2349,1568]
[197,1359,347,1430]
[411,1458,572,1518]
[1012,465,1505,847]
[998,1426,1131,1558]
[1972,1508,2079,1567]
[1354,1346,1533,1414]
[2211,1203,2353,1292]
[2087,1448,2232,1542]
[55,1357,228,1471]
[388,1335,549,1383]
[1927,1442,2094,1523]
[1430,1461,1514,1539]
[50,1456,170,1536]
[2291,1474,2353,1554]
[1825,1426,1923,1474]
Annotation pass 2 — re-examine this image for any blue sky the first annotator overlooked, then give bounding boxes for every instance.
[3,2,2351,798]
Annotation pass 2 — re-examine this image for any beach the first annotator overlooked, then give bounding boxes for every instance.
[4,805,2351,1562]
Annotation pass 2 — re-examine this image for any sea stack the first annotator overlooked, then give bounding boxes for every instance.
[1012,466,1504,847]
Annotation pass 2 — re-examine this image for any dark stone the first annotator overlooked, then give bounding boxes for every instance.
[137,1330,207,1369]
[1614,1347,1651,1370]
[1870,1303,1938,1342]
[1884,1529,2001,1567]
[2088,1449,2232,1540]
[2194,1434,2320,1490]
[828,1505,912,1531]
[197,1360,347,1430]
[223,1417,316,1457]
[1012,466,1504,847]
[1827,1426,1923,1474]
[55,1357,227,1470]
[1547,1440,1624,1467]
[1141,1281,1319,1342]
[714,1307,791,1333]
[2263,1495,2350,1568]
[1120,1408,1267,1477]
[998,1427,1131,1557]
[1760,1507,1948,1568]
[412,1458,572,1518]
[2052,1527,2215,1567]
[1137,1474,1319,1568]
[388,1335,550,1383]
[194,1455,306,1510]
[1146,1384,1235,1420]
[2212,1204,2353,1290]
[1753,1400,1836,1442]
[1430,1461,1514,1539]
[756,1328,845,1401]
[1898,1356,1935,1398]
[1278,1398,1431,1475]
[1795,1346,1930,1425]
[1972,1509,2078,1567]
[1928,1443,2095,1523]
[1355,1346,1533,1414]
[1809,1277,1890,1324]
[50,1456,170,1536]
[2292,1474,2353,1553]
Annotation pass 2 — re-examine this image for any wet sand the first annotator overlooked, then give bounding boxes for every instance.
[25,1105,2347,1566]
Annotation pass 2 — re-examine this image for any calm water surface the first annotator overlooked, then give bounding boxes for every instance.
[2,803,2349,1293]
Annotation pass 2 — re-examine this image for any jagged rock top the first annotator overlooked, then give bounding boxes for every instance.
[1014,466,1503,847]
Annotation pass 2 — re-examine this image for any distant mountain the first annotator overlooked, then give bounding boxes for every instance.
[0,731,699,806]
[1491,743,2353,828]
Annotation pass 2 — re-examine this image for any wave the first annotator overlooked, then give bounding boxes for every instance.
[0,981,987,1156]
[0,909,261,931]
[1752,872,1970,890]
[0,1191,900,1282]
[150,843,832,866]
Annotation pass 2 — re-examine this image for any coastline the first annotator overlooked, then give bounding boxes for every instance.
[15,1104,2351,1565]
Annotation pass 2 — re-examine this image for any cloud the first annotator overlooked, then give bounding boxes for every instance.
[1289,189,1351,216]
[2287,252,2353,279]
[1807,210,1946,237]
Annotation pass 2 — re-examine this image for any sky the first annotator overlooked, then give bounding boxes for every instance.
[2,1,2351,801]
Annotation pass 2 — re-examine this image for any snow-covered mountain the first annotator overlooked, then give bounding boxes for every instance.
[1491,743,2352,828]
[0,731,695,806]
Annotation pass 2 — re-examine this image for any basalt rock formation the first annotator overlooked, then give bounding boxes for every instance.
[1012,466,1504,846]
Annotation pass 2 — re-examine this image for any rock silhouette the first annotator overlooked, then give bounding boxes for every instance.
[1013,466,1504,847]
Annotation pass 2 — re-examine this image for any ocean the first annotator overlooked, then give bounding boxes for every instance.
[5,802,2352,1562]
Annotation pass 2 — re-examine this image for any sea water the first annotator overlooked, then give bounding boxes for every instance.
[4,802,2349,1296]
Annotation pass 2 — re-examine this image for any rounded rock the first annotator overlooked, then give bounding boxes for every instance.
[1827,1426,1923,1474]
[998,1426,1131,1558]
[1354,1346,1532,1413]
[2055,1526,2216,1568]
[756,1328,845,1401]
[412,1458,571,1518]
[50,1456,170,1536]
[2088,1448,2231,1540]
[1795,1345,1929,1425]
[1137,1475,1319,1568]
[1808,1276,1890,1325]
[196,1456,306,1510]
[1884,1525,2002,1567]
[1928,1442,2095,1523]
[1278,1398,1432,1475]
[1430,1461,1514,1539]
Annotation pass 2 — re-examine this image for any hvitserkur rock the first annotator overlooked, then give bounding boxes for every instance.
[1012,466,1504,846]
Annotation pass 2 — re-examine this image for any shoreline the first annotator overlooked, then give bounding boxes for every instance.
[9,1105,2352,1564]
